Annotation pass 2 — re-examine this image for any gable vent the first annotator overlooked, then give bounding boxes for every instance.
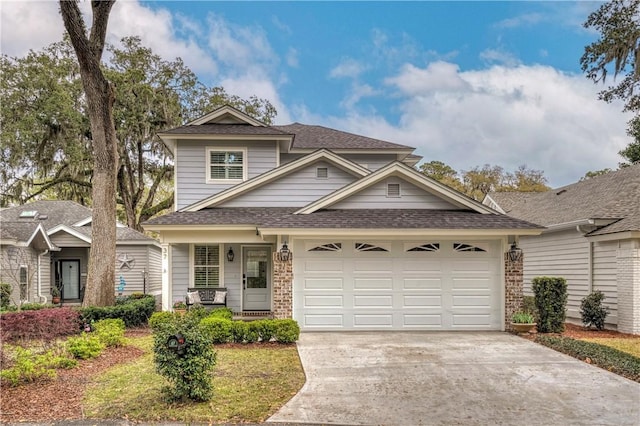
[316,167,328,179]
[386,183,400,198]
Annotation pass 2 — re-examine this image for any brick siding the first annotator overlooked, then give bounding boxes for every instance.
[272,252,293,319]
[617,248,640,335]
[505,253,524,331]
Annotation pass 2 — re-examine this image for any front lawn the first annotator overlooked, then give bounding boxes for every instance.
[581,338,640,358]
[83,335,305,423]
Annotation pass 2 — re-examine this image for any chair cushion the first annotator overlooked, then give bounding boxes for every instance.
[187,291,202,305]
[213,291,226,304]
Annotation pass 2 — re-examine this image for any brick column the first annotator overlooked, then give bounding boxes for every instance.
[617,248,640,334]
[504,252,524,331]
[272,252,293,319]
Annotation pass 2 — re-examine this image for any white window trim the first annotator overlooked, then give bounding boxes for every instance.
[189,244,224,288]
[206,147,248,184]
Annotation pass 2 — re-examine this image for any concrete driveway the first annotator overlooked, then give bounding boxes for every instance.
[268,332,640,425]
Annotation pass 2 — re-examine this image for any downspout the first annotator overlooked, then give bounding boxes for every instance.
[37,250,49,304]
[577,225,594,293]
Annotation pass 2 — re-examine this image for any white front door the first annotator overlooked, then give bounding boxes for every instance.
[242,246,271,311]
[60,260,80,300]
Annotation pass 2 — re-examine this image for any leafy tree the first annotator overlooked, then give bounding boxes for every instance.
[418,161,464,192]
[581,0,640,165]
[500,165,549,192]
[60,0,118,307]
[0,37,276,230]
[581,168,614,180]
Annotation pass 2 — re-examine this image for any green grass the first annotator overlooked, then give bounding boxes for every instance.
[83,335,305,423]
[581,338,640,358]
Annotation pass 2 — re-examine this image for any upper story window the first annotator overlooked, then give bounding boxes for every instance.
[207,148,247,182]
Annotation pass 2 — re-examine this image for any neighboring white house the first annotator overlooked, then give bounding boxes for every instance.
[484,165,640,334]
[143,105,543,331]
[0,200,162,306]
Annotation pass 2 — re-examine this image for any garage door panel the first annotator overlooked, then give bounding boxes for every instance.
[304,295,343,307]
[401,260,442,272]
[304,314,343,327]
[403,278,442,290]
[452,278,492,289]
[353,295,393,308]
[452,295,491,307]
[304,260,344,273]
[354,260,393,272]
[403,295,442,307]
[451,260,492,272]
[452,314,492,327]
[354,278,393,290]
[304,278,343,290]
[354,314,393,327]
[403,314,442,327]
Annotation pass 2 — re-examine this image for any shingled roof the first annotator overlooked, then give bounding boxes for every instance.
[275,123,414,150]
[488,164,640,236]
[160,123,292,136]
[143,207,542,230]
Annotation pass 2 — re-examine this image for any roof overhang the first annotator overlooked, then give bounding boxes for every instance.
[258,228,544,237]
[586,230,640,242]
[542,218,619,234]
[48,224,93,243]
[158,133,294,155]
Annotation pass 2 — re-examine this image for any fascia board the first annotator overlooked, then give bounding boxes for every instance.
[182,149,370,212]
[288,148,414,155]
[481,194,506,214]
[586,230,640,242]
[142,224,258,232]
[258,228,544,237]
[27,224,57,250]
[156,133,293,142]
[542,218,619,233]
[296,162,495,215]
[71,217,93,227]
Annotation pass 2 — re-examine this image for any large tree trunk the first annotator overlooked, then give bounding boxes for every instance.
[60,1,117,306]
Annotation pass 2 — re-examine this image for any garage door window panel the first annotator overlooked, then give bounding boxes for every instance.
[405,243,440,252]
[355,242,390,252]
[453,242,487,252]
[308,242,342,252]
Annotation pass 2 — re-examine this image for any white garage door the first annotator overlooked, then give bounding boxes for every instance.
[293,239,502,330]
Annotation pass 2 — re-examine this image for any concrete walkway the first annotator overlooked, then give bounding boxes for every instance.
[268,332,640,425]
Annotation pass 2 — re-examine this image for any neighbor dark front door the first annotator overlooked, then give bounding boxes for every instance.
[59,260,80,300]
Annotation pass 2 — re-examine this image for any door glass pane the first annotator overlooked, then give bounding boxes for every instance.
[246,249,268,289]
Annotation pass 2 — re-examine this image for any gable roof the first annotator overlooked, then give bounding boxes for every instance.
[0,201,159,245]
[487,164,640,236]
[296,161,497,215]
[0,221,56,251]
[182,149,371,212]
[188,104,268,127]
[274,123,414,151]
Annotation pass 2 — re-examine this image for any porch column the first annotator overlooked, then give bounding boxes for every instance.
[161,243,171,311]
[617,248,640,334]
[504,252,524,332]
[272,252,293,319]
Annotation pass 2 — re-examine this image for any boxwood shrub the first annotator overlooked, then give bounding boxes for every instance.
[532,276,567,333]
[79,295,155,327]
[535,335,640,382]
[200,317,233,344]
[273,319,300,344]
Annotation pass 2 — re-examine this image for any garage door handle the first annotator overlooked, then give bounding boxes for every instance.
[243,274,246,289]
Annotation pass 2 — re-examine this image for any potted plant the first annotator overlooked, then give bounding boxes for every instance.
[173,300,187,314]
[511,311,536,333]
[51,286,61,304]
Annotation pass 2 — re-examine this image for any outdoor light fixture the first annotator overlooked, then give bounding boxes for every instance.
[227,247,235,262]
[279,242,291,262]
[508,242,523,262]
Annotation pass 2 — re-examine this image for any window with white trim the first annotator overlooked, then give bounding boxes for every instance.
[19,265,28,299]
[207,149,246,182]
[193,245,220,287]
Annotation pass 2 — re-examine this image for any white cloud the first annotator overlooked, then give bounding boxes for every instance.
[330,58,367,79]
[1,1,64,57]
[479,48,521,67]
[286,47,299,68]
[326,63,631,187]
[495,13,544,29]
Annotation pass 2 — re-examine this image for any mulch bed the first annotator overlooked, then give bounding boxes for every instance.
[0,329,147,423]
[520,323,640,340]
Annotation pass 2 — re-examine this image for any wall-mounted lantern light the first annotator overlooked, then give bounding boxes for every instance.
[279,242,291,262]
[508,242,523,262]
[227,247,235,262]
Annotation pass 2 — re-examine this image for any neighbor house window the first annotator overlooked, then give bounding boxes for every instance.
[19,265,28,300]
[193,245,220,287]
[207,148,246,182]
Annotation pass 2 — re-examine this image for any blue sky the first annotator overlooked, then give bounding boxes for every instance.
[1,1,632,186]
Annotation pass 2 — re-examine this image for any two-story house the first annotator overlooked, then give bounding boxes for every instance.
[143,105,542,331]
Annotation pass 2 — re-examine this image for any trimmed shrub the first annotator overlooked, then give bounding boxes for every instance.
[532,276,567,333]
[67,333,105,359]
[230,320,248,343]
[200,317,233,344]
[0,347,75,386]
[207,307,233,320]
[186,305,209,323]
[253,319,276,342]
[79,295,155,327]
[93,318,126,347]
[580,291,609,330]
[149,311,176,331]
[536,335,640,382]
[245,321,260,343]
[0,307,81,342]
[273,319,300,344]
[153,313,216,401]
[0,282,11,308]
[19,303,53,311]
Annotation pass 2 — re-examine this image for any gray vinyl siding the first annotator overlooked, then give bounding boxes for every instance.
[171,244,190,304]
[222,243,241,312]
[0,246,42,304]
[219,161,357,207]
[520,230,590,321]
[280,153,396,171]
[114,245,161,295]
[332,177,460,209]
[147,245,162,295]
[176,140,278,209]
[593,241,619,325]
[50,231,90,247]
